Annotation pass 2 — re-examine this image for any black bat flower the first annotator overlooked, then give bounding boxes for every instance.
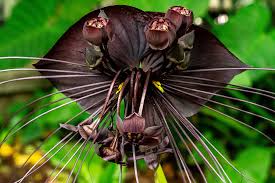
[1,4,274,183]
[33,4,247,181]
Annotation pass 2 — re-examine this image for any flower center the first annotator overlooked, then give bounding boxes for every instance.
[86,17,108,28]
[150,18,169,32]
[172,6,192,16]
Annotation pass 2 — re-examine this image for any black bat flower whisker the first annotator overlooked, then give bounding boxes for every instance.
[0,88,109,147]
[164,85,275,124]
[0,56,89,67]
[2,82,110,139]
[181,67,275,73]
[12,80,112,116]
[179,117,256,183]
[169,121,207,183]
[168,75,275,97]
[203,105,274,143]
[170,114,231,183]
[0,68,93,75]
[50,138,87,183]
[152,98,192,182]
[0,74,100,86]
[156,90,258,182]
[71,118,115,183]
[164,78,275,100]
[19,101,103,172]
[154,95,231,183]
[132,144,140,183]
[46,107,104,182]
[46,137,83,182]
[16,132,76,183]
[67,138,90,183]
[167,83,275,113]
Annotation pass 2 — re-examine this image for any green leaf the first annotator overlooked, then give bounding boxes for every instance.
[207,147,272,183]
[212,2,271,56]
[229,147,272,183]
[244,31,275,69]
[0,0,99,69]
[116,0,209,16]
[212,2,274,80]
[230,71,252,86]
[179,0,209,17]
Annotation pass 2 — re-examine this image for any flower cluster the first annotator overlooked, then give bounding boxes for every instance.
[33,5,248,182]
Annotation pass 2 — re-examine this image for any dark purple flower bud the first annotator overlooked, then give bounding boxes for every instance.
[82,17,109,46]
[145,17,176,50]
[165,6,193,32]
[122,112,145,134]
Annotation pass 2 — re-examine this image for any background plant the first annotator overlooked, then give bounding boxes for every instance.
[0,0,274,182]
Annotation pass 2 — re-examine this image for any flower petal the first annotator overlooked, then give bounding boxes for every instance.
[164,25,248,117]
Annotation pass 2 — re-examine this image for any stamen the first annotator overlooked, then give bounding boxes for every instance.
[86,17,108,29]
[117,78,130,115]
[150,18,169,32]
[116,82,124,94]
[152,80,165,93]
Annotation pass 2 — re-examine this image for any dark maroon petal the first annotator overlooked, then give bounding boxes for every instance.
[116,116,124,134]
[163,92,203,117]
[140,136,161,146]
[60,124,78,132]
[164,25,249,117]
[78,126,89,140]
[123,113,145,133]
[105,6,152,68]
[34,58,109,115]
[34,6,153,115]
[144,154,159,170]
[143,126,163,137]
[34,8,114,115]
[145,17,176,50]
[142,98,162,127]
[99,146,121,162]
[101,137,114,145]
[141,51,165,73]
[159,136,169,149]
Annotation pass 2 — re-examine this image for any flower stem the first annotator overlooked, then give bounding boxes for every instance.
[155,165,168,183]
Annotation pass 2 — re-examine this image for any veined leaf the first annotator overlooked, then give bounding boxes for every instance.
[0,0,99,69]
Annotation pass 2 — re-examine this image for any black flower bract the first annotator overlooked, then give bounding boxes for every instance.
[33,5,249,181]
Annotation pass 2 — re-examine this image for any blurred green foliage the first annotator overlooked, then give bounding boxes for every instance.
[0,0,274,182]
